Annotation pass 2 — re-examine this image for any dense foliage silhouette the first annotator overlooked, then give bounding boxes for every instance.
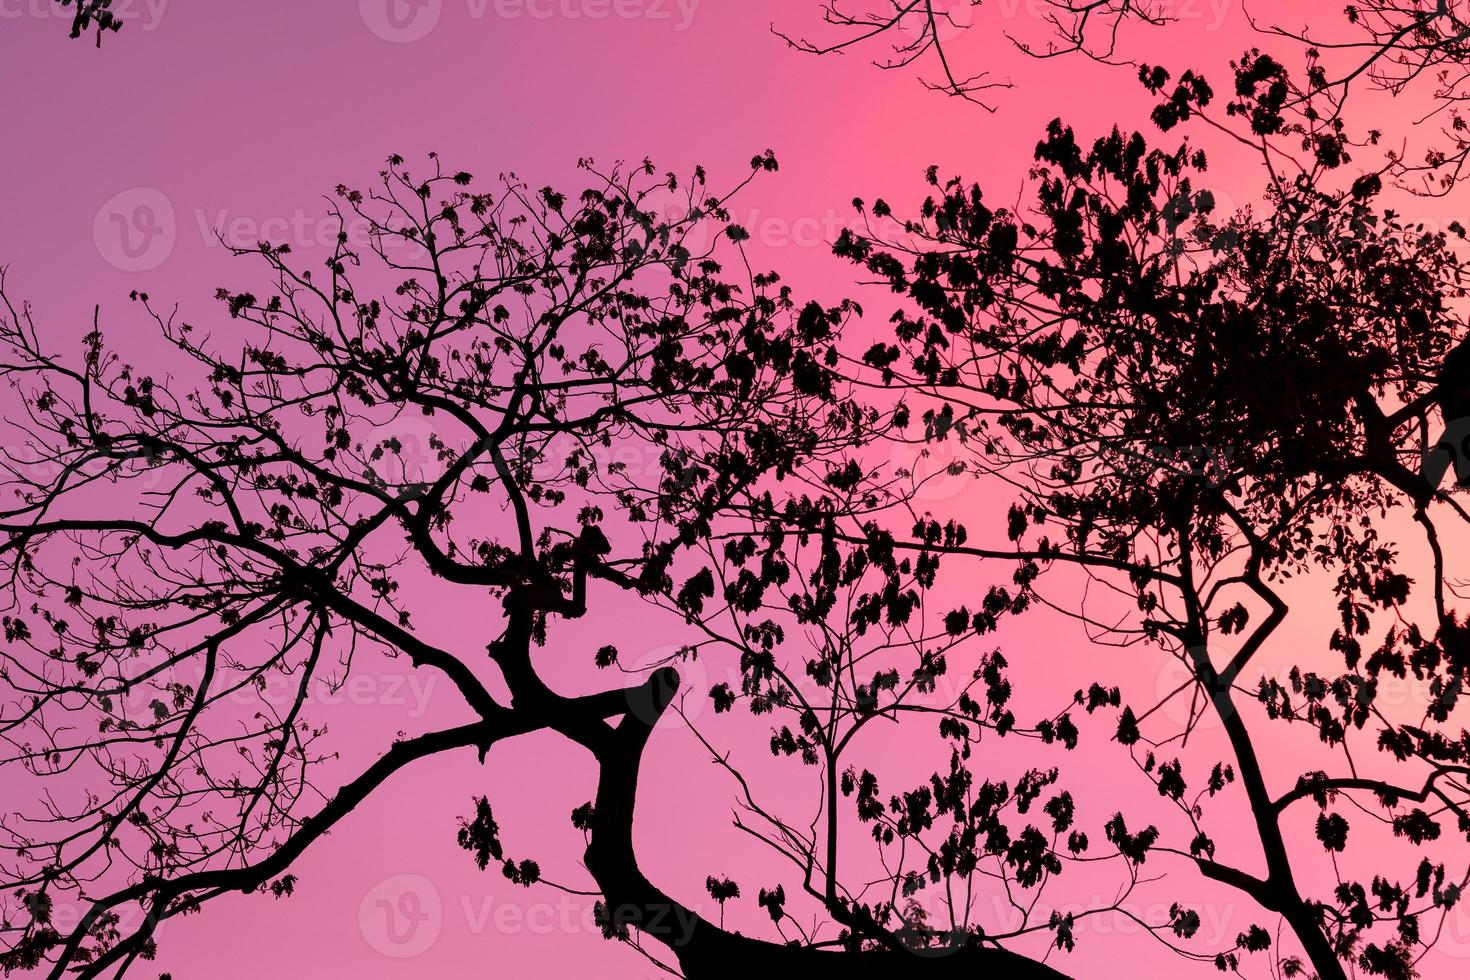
[20,5,1470,980]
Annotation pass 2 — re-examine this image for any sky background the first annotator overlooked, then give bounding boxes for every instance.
[3,2,1468,978]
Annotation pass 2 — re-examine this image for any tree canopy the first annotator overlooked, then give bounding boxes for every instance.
[16,5,1470,980]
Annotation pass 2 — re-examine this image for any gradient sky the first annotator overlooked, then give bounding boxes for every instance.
[3,2,1467,978]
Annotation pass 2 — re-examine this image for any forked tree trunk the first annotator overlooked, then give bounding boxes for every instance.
[579,668,1072,980]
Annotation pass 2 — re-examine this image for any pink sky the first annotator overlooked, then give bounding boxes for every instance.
[3,2,1468,978]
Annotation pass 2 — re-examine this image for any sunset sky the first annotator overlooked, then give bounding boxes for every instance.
[3,2,1467,978]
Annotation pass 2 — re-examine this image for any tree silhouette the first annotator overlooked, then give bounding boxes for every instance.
[828,60,1470,980]
[0,153,1103,979]
[11,21,1470,980]
[775,0,1170,107]
[1254,1,1470,196]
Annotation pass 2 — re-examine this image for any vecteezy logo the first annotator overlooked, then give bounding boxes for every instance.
[358,874,443,958]
[1428,890,1470,961]
[1422,416,1470,493]
[93,188,176,273]
[1153,652,1223,735]
[360,0,443,42]
[889,436,970,503]
[898,0,978,43]
[623,643,711,730]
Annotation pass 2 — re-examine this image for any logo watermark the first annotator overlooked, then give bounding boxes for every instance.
[0,0,168,31]
[360,873,444,958]
[359,0,700,42]
[93,188,176,273]
[356,875,702,956]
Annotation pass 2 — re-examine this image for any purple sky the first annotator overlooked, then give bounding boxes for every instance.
[4,2,1469,978]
